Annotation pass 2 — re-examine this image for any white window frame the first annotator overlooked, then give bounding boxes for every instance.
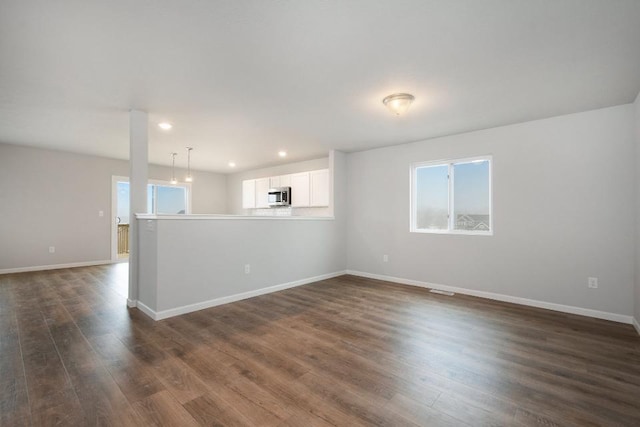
[410,155,493,236]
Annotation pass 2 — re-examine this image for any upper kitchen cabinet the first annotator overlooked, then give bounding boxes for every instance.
[310,169,329,207]
[279,174,291,187]
[242,179,256,209]
[290,172,310,207]
[241,169,330,210]
[269,175,291,189]
[255,178,271,208]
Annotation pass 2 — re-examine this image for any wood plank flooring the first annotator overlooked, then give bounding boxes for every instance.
[1,264,639,426]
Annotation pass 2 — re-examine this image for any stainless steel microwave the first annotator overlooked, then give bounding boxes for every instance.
[268,187,291,207]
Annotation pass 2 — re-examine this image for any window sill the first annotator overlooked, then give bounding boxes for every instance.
[410,229,493,236]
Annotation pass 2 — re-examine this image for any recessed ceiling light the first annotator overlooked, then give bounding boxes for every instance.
[278,151,287,158]
[228,161,236,168]
[158,122,172,130]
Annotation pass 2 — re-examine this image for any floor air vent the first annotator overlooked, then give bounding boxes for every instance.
[429,289,455,296]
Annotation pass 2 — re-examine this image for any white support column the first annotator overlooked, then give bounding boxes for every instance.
[128,110,149,307]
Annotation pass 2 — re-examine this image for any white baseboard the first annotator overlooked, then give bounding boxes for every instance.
[127,299,137,308]
[0,259,116,275]
[138,270,347,321]
[633,318,640,336]
[137,301,156,319]
[346,270,634,325]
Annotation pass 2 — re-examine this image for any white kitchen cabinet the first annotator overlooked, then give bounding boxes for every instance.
[279,174,291,187]
[309,169,329,207]
[255,177,271,208]
[290,172,310,207]
[242,180,256,209]
[271,175,291,188]
[242,169,328,210]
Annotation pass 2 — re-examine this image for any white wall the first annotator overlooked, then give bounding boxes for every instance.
[186,169,227,215]
[347,105,636,318]
[137,151,347,317]
[635,92,640,324]
[225,157,329,215]
[0,143,227,271]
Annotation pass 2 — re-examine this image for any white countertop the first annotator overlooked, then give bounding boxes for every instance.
[135,214,334,221]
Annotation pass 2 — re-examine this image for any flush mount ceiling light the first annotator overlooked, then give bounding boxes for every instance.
[228,161,236,168]
[170,152,178,184]
[382,93,415,115]
[185,147,193,182]
[158,122,173,130]
[278,151,287,158]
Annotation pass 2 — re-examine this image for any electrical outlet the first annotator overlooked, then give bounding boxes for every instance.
[98,210,104,217]
[383,254,389,262]
[244,264,251,274]
[588,277,598,289]
[48,246,55,253]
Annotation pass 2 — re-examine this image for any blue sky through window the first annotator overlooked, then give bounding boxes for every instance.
[453,161,490,214]
[415,165,448,229]
[156,186,187,214]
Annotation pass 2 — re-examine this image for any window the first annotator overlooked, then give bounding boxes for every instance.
[116,180,190,218]
[411,156,492,235]
[149,184,189,215]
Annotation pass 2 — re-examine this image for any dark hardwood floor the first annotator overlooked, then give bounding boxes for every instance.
[1,265,640,426]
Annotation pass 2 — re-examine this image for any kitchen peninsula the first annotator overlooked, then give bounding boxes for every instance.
[134,151,346,320]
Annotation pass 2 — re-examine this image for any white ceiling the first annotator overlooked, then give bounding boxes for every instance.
[1,0,640,173]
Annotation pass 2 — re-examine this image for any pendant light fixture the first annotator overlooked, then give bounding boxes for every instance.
[185,147,193,182]
[382,93,415,115]
[170,152,178,184]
